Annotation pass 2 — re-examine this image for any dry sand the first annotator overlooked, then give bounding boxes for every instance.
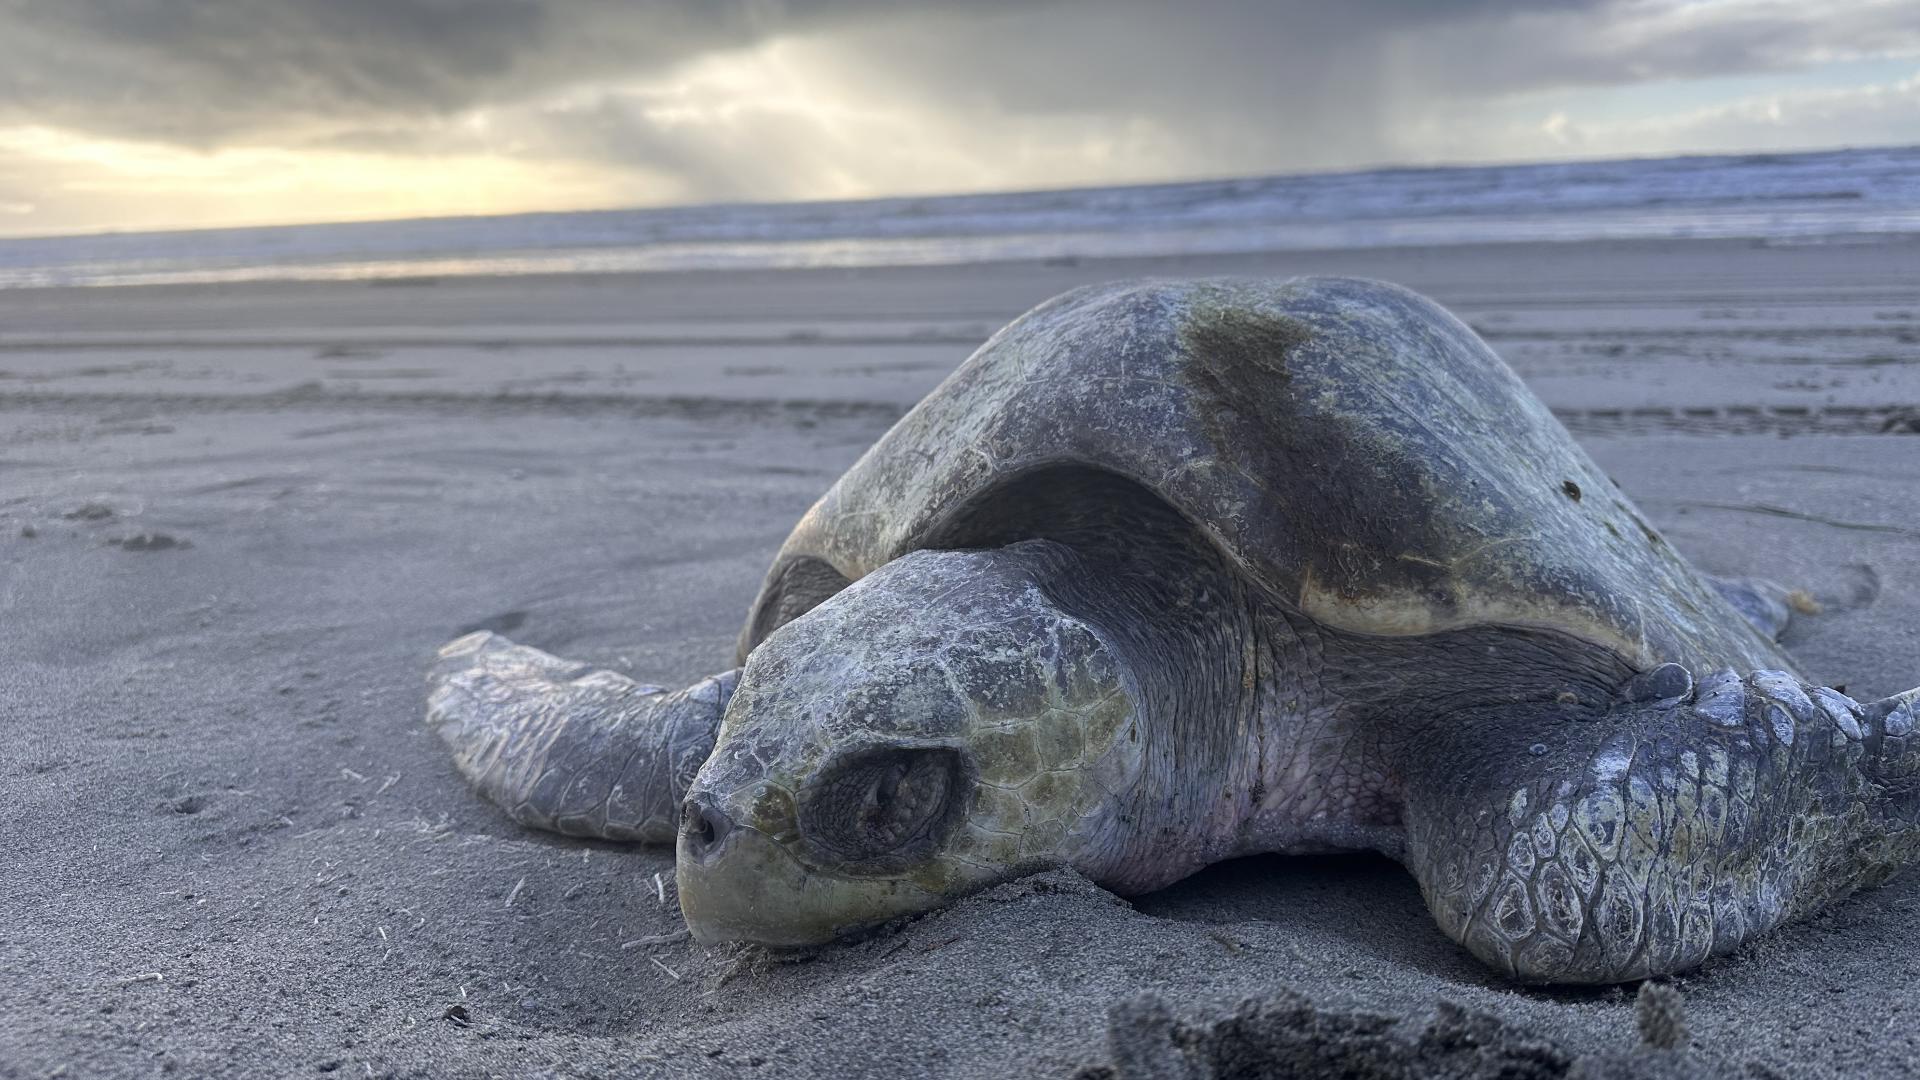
[2,236,1919,1078]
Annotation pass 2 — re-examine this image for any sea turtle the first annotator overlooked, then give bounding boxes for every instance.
[427,276,1920,983]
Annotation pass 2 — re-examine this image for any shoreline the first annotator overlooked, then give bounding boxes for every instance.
[7,140,1916,290]
[4,230,1919,301]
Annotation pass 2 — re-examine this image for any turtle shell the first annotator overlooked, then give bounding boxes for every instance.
[737,276,1791,676]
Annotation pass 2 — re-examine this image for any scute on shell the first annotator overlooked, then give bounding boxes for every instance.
[739,277,1794,677]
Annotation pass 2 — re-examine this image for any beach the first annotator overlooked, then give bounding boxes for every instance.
[4,234,1920,1078]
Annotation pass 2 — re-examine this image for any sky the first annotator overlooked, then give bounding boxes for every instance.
[0,0,1916,237]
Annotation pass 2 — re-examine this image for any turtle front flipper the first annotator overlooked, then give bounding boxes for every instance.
[1401,667,1920,983]
[426,631,738,843]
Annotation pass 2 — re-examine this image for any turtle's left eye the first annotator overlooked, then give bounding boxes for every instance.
[803,748,966,865]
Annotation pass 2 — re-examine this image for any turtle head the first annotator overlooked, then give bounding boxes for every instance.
[675,543,1144,947]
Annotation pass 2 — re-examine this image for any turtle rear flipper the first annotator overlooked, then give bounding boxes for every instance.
[426,631,737,843]
[1705,574,1796,641]
[1402,666,1920,983]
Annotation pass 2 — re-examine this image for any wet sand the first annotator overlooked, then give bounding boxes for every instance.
[3,235,1919,1078]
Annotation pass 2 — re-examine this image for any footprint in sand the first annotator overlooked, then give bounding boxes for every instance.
[456,609,528,636]
[62,501,117,521]
[108,533,191,552]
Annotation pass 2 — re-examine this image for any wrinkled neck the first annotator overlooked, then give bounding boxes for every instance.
[1022,536,1262,893]
[922,469,1269,892]
[1042,570,1646,892]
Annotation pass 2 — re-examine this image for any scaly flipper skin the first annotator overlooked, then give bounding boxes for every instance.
[427,631,738,842]
[1403,665,1920,983]
[1704,574,1795,641]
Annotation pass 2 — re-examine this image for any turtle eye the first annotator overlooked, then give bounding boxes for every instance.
[805,748,966,865]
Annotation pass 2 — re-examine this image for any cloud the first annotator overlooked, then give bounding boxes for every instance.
[435,0,1633,203]
[0,0,1650,153]
[534,0,1916,194]
[0,0,1916,233]
[1495,68,1920,160]
[0,0,935,144]
[1402,0,1920,93]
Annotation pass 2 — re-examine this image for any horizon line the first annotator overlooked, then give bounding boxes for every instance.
[4,139,1914,245]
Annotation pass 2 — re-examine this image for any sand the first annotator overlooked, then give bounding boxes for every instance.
[2,235,1919,1079]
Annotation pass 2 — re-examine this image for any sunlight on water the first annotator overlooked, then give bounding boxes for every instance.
[3,146,1917,289]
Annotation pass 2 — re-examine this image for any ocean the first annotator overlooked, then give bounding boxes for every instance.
[3,145,1918,290]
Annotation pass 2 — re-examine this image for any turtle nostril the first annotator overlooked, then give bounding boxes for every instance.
[680,797,732,860]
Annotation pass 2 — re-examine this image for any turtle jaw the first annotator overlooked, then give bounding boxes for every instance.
[675,824,943,947]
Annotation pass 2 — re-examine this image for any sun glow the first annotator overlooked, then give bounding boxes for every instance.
[0,123,645,236]
[0,35,934,235]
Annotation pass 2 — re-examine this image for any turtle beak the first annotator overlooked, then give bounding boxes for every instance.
[674,789,943,946]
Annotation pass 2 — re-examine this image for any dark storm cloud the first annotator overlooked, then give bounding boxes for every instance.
[821,0,1919,116]
[0,0,943,142]
[494,0,1637,189]
[0,0,1616,144]
[0,0,1913,170]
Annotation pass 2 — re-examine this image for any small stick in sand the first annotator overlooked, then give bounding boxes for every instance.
[116,972,165,986]
[654,872,666,905]
[505,876,526,908]
[376,773,401,795]
[620,929,690,950]
[341,768,367,783]
[649,956,683,981]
